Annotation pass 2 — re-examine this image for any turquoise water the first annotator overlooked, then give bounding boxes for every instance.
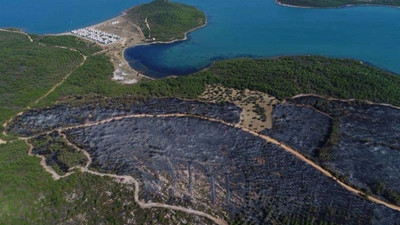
[125,0,400,77]
[1,0,399,77]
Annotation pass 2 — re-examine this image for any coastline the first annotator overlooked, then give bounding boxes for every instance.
[138,18,208,46]
[274,0,400,9]
[121,18,208,79]
[51,4,208,82]
[11,0,398,80]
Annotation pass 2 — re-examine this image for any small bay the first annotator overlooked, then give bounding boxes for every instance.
[1,0,399,77]
[125,0,400,77]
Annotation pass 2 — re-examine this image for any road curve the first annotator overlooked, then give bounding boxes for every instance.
[29,128,229,225]
[292,93,400,111]
[53,113,400,213]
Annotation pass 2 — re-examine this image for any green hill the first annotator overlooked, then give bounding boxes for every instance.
[124,0,206,42]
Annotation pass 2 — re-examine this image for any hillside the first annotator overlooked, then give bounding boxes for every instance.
[277,0,400,7]
[32,55,400,108]
[1,30,400,224]
[0,30,86,127]
[124,0,206,42]
[199,56,400,106]
[0,30,207,224]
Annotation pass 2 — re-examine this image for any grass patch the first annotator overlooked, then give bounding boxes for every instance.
[30,132,87,175]
[0,140,55,224]
[31,35,102,55]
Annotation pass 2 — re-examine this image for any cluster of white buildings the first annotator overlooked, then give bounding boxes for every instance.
[111,20,120,25]
[71,28,122,45]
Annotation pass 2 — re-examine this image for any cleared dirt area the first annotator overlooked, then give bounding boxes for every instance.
[85,13,148,84]
[200,85,278,132]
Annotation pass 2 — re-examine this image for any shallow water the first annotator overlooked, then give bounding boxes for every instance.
[1,0,399,77]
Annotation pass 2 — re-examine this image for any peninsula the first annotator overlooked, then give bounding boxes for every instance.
[125,0,206,42]
[66,0,206,84]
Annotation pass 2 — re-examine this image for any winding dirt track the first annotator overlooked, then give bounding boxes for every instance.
[29,113,400,214]
[0,30,229,225]
[0,29,88,141]
[0,28,33,42]
[25,139,74,180]
[6,94,400,221]
[0,28,35,143]
[292,93,400,111]
[35,128,228,225]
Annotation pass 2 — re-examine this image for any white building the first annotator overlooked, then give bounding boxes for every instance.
[71,28,122,45]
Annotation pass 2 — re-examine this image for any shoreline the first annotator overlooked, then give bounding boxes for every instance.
[121,18,208,79]
[137,18,208,46]
[274,0,400,9]
[54,4,208,81]
[119,18,207,80]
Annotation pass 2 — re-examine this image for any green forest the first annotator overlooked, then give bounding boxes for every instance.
[201,57,400,106]
[36,55,400,108]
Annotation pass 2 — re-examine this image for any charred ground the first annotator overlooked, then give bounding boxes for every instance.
[9,97,400,224]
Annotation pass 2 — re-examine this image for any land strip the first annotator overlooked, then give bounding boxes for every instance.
[0,28,33,42]
[292,93,400,111]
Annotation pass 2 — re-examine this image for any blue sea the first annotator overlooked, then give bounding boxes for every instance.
[0,0,148,34]
[1,0,399,77]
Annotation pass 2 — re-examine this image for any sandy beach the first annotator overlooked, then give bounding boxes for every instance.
[59,5,207,83]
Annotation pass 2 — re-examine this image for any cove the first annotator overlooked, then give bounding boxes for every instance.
[124,0,400,78]
[1,0,399,78]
